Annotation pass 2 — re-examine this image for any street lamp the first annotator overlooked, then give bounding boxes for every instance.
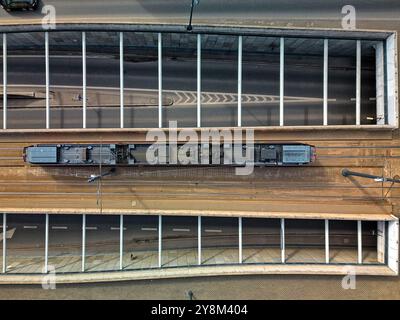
[88,167,116,183]
[342,169,400,183]
[187,0,200,31]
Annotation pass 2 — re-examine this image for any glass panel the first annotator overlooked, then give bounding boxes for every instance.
[0,214,3,272]
[362,221,380,264]
[285,219,325,263]
[163,33,197,128]
[162,216,197,267]
[123,215,158,270]
[328,40,357,125]
[7,33,46,129]
[329,220,358,264]
[0,36,3,128]
[6,214,45,274]
[361,41,379,125]
[49,31,83,128]
[242,36,280,126]
[243,218,280,263]
[86,32,120,128]
[123,32,159,128]
[85,215,120,272]
[201,35,238,127]
[201,217,238,265]
[284,38,324,126]
[48,214,82,273]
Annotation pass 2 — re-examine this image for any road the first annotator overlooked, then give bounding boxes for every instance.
[2,215,377,255]
[0,0,399,23]
[2,51,375,128]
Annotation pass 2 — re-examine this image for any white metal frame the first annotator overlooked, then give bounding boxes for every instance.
[81,214,86,272]
[2,213,6,273]
[44,213,49,273]
[238,35,243,127]
[45,32,50,129]
[120,32,124,129]
[279,37,285,126]
[325,219,329,264]
[280,218,285,263]
[198,216,202,265]
[388,219,399,274]
[238,217,243,263]
[119,214,124,270]
[197,34,201,128]
[158,215,162,268]
[82,32,87,129]
[323,39,329,126]
[158,33,162,129]
[386,33,398,127]
[3,33,7,130]
[357,220,362,264]
[356,40,361,126]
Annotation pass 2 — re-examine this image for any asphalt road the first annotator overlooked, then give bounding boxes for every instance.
[2,53,375,128]
[0,0,399,22]
[2,216,376,257]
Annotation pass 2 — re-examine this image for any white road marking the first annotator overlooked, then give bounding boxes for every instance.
[110,227,127,231]
[85,227,98,230]
[141,227,157,231]
[23,226,38,229]
[205,229,222,233]
[172,228,190,232]
[51,226,68,230]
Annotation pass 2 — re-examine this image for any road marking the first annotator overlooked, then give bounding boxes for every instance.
[85,227,97,230]
[110,227,127,231]
[51,226,68,230]
[172,228,190,232]
[23,225,38,229]
[205,229,222,233]
[141,227,157,231]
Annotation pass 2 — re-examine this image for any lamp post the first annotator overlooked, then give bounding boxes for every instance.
[187,0,200,31]
[342,169,400,183]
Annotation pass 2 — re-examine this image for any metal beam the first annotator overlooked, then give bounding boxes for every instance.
[356,40,361,125]
[2,213,6,273]
[45,32,50,129]
[238,217,243,263]
[323,39,328,126]
[281,218,285,263]
[120,32,124,129]
[325,219,329,264]
[238,35,242,127]
[44,213,49,273]
[158,215,162,268]
[3,33,7,130]
[119,214,123,270]
[198,216,201,265]
[82,32,87,129]
[197,34,201,128]
[81,214,86,272]
[358,220,362,264]
[280,37,285,126]
[158,32,162,128]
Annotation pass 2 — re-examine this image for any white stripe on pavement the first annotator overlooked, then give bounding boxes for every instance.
[172,228,190,232]
[205,229,222,233]
[141,227,157,231]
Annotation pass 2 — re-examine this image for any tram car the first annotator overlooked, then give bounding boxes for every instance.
[23,143,316,166]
